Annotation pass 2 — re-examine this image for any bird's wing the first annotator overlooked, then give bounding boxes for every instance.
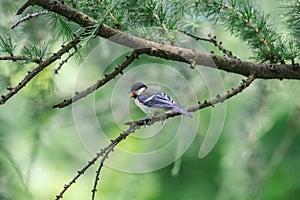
[138,91,176,108]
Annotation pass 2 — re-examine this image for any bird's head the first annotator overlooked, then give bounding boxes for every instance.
[130,82,147,98]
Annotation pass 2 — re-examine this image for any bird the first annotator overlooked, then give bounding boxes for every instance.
[129,82,193,121]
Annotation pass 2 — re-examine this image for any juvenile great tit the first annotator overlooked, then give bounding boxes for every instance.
[130,82,193,118]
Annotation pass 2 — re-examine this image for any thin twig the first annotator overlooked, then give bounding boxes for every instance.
[125,75,256,126]
[55,124,140,200]
[152,13,168,34]
[52,48,152,109]
[191,75,255,111]
[16,1,32,15]
[0,37,80,106]
[178,30,210,42]
[54,48,77,74]
[109,12,121,30]
[0,55,42,64]
[11,11,48,29]
[91,137,119,200]
[152,11,176,45]
[207,33,238,59]
[178,30,238,59]
[0,56,27,61]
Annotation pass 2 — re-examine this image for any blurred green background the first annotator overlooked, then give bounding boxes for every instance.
[0,1,300,200]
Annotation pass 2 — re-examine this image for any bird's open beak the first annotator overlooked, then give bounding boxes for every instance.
[130,92,135,98]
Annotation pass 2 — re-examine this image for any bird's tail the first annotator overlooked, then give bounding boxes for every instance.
[172,106,193,118]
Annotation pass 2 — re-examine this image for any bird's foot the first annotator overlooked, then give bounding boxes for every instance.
[139,116,165,127]
[159,116,164,125]
[141,117,150,127]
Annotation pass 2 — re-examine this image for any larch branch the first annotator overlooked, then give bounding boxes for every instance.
[0,37,80,106]
[29,0,300,80]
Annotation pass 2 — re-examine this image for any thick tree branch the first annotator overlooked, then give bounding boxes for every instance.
[16,1,32,15]
[0,37,80,105]
[29,0,300,80]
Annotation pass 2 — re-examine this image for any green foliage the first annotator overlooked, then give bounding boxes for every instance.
[284,0,300,47]
[68,0,187,43]
[193,0,298,62]
[75,0,106,19]
[49,13,78,41]
[0,36,16,56]
[119,0,185,29]
[280,37,299,61]
[22,41,50,62]
[82,0,121,39]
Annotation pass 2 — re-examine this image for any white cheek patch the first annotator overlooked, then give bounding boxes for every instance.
[135,87,146,95]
